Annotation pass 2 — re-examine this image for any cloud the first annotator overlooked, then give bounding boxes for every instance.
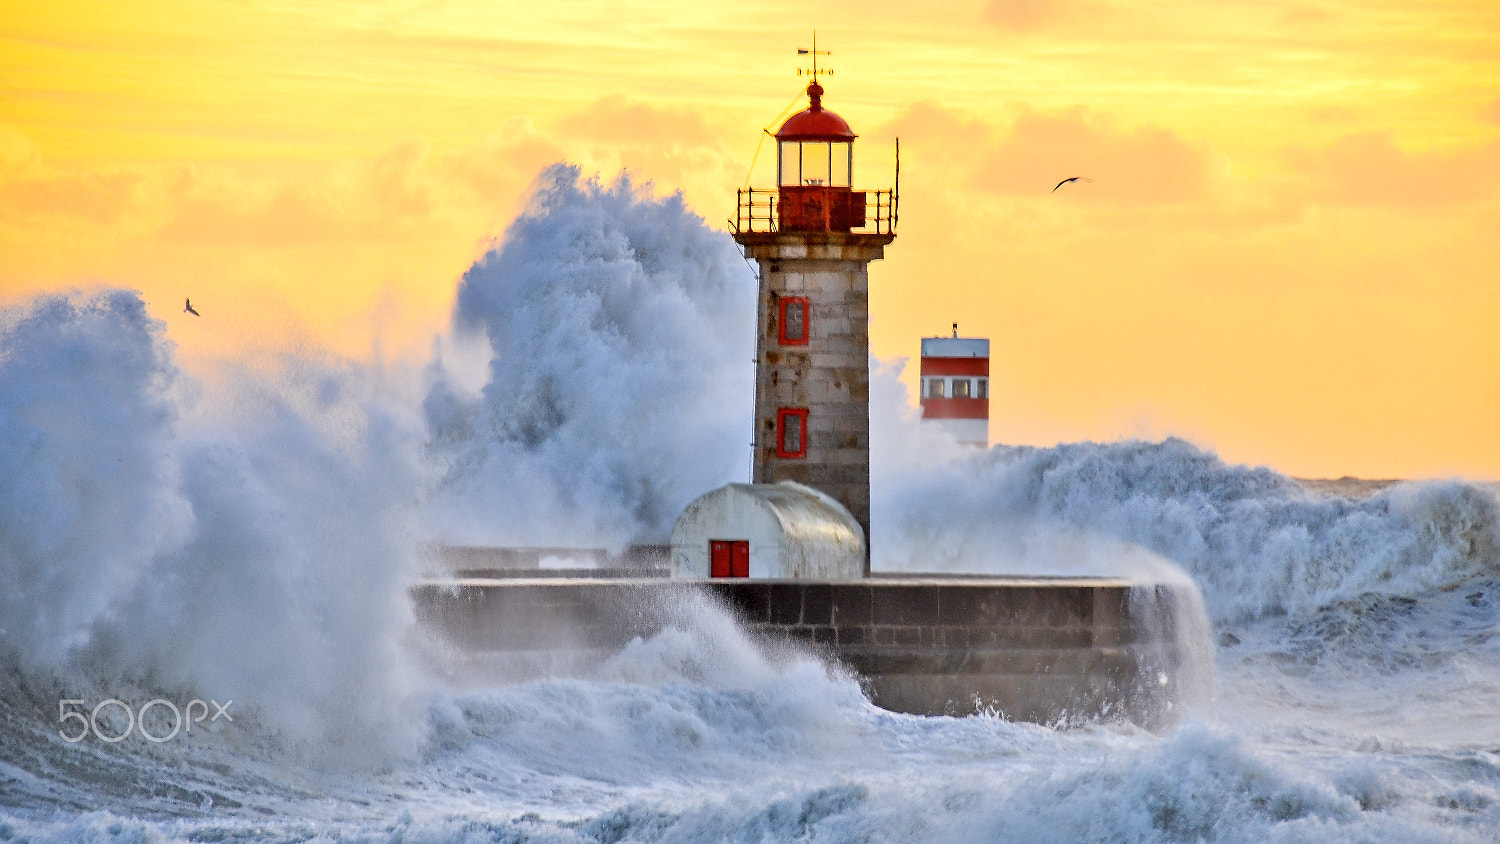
[556,96,718,148]
[445,118,568,210]
[555,96,740,181]
[545,97,744,216]
[367,139,438,220]
[0,127,38,172]
[886,103,1212,203]
[152,139,458,247]
[1277,1,1338,26]
[145,131,577,251]
[154,169,350,246]
[981,107,1211,202]
[983,0,1109,31]
[0,133,424,248]
[884,103,994,150]
[1286,132,1500,208]
[0,124,587,365]
[0,127,151,227]
[0,121,569,257]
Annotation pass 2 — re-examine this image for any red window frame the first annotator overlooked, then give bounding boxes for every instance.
[776,407,808,458]
[778,296,809,345]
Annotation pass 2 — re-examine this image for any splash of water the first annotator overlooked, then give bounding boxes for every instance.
[0,290,431,762]
[423,164,756,550]
[873,433,1500,623]
[0,290,186,671]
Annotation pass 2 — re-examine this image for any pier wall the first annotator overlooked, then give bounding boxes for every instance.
[411,577,1199,725]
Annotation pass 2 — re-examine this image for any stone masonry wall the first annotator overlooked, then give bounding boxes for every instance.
[410,577,1196,724]
[742,236,888,562]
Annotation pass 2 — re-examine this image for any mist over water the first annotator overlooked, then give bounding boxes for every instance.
[2,166,1498,841]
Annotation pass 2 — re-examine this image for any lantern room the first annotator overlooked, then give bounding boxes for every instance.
[777,82,854,187]
[773,82,866,232]
[732,75,895,237]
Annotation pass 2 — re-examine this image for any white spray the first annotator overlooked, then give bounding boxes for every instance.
[872,430,1500,624]
[0,290,431,761]
[422,164,757,549]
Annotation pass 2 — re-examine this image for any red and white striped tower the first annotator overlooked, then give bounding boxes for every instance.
[920,324,989,448]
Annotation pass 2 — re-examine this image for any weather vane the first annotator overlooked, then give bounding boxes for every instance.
[796,32,833,82]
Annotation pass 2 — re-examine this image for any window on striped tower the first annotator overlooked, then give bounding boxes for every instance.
[953,378,971,398]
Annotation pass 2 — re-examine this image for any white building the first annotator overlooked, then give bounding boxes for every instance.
[670,481,865,579]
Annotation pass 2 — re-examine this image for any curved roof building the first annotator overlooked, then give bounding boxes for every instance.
[670,481,865,579]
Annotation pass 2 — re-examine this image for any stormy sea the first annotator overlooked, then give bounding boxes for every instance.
[2,167,1497,843]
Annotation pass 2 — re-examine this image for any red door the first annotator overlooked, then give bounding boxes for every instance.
[710,540,749,578]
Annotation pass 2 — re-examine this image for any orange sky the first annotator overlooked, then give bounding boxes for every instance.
[2,0,1498,479]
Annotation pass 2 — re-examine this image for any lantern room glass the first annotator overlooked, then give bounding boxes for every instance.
[778,141,853,187]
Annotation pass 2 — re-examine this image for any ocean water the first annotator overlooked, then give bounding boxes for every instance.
[2,168,1498,842]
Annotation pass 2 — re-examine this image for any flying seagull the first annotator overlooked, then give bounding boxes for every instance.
[184,298,200,316]
[1052,176,1094,192]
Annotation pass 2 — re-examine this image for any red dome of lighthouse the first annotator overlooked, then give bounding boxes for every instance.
[775,82,856,142]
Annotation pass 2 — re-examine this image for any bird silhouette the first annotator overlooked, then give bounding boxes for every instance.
[184,298,200,316]
[1052,176,1094,192]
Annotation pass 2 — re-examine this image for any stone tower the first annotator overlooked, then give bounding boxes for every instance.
[731,79,896,571]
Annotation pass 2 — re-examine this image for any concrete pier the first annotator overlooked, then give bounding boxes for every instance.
[412,576,1200,725]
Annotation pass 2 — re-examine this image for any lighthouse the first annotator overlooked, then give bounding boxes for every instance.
[425,56,1206,727]
[920,324,990,448]
[728,73,897,571]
